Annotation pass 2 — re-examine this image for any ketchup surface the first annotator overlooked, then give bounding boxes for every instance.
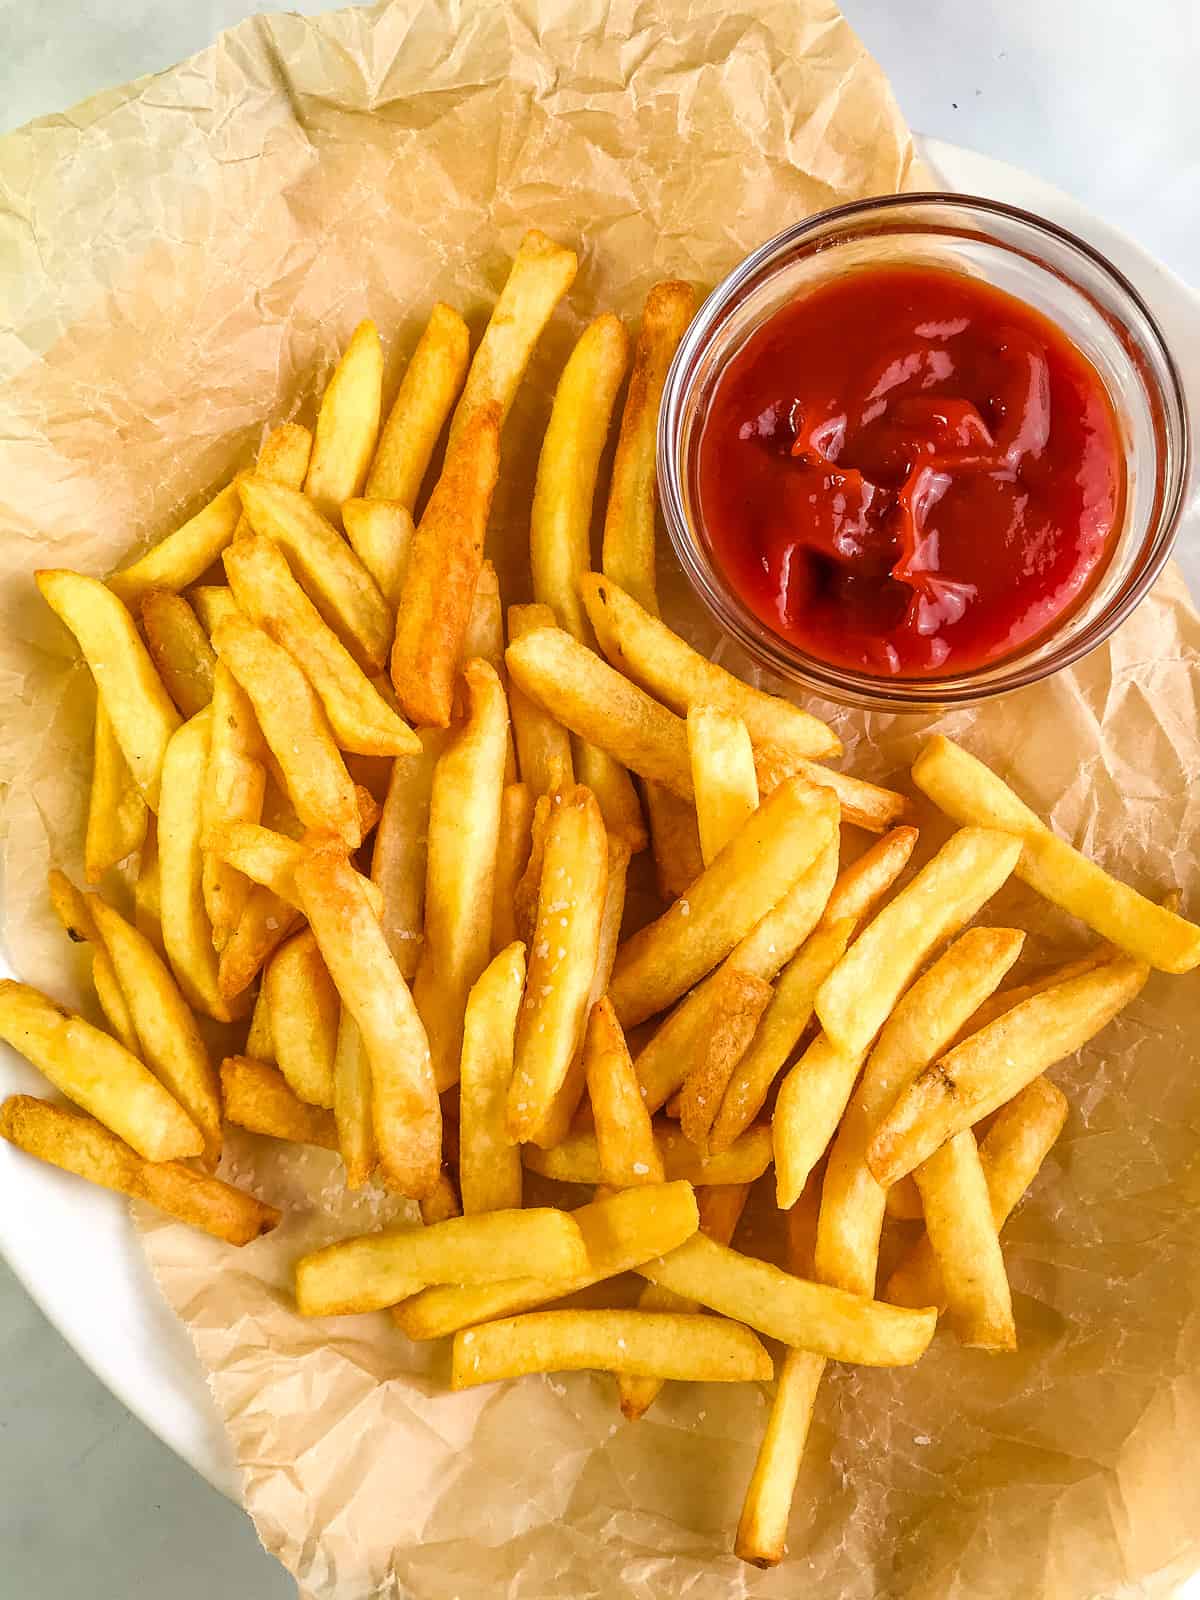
[695,264,1125,677]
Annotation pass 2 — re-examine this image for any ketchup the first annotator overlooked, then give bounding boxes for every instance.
[695,264,1125,677]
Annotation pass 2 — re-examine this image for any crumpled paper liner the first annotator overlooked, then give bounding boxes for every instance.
[1,3,1198,1597]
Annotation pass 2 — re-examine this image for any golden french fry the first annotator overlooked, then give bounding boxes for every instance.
[678,969,772,1153]
[304,319,384,519]
[574,741,647,855]
[294,845,441,1198]
[506,786,608,1145]
[108,484,242,607]
[390,405,502,727]
[419,1168,462,1226]
[46,871,140,1052]
[370,728,446,981]
[263,928,339,1109]
[411,661,509,1089]
[869,956,1149,1187]
[507,605,575,796]
[523,1120,772,1187]
[332,1012,375,1188]
[207,823,383,917]
[37,570,181,808]
[459,942,526,1214]
[134,825,163,953]
[0,1095,278,1245]
[297,1207,586,1317]
[393,1181,699,1340]
[200,660,267,949]
[491,784,534,955]
[753,751,910,833]
[90,946,140,1054]
[85,698,149,882]
[453,1308,771,1390]
[601,280,696,616]
[448,229,578,444]
[217,884,300,1002]
[189,585,241,636]
[643,782,704,900]
[0,981,203,1162]
[610,777,838,1028]
[236,475,392,672]
[911,1130,1015,1349]
[514,793,552,947]
[462,560,505,671]
[367,302,471,508]
[585,998,665,1186]
[139,590,216,717]
[233,422,314,541]
[341,499,414,608]
[212,613,361,849]
[772,1033,869,1208]
[637,1233,936,1366]
[824,826,919,925]
[582,571,839,760]
[687,705,759,865]
[219,1055,337,1149]
[244,986,274,1062]
[815,827,1022,1057]
[224,534,419,756]
[914,735,1200,972]
[814,926,1027,1297]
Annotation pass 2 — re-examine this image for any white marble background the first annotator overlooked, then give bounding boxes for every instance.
[1,2,1197,1595]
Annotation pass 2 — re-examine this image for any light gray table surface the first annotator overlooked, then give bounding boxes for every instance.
[0,3,1197,1596]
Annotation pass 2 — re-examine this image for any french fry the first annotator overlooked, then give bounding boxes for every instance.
[231,422,314,539]
[815,827,1023,1057]
[452,1308,772,1390]
[584,998,665,1186]
[491,784,534,954]
[366,302,471,508]
[868,956,1149,1186]
[201,660,268,949]
[459,942,527,1214]
[219,1055,337,1150]
[217,885,300,1003]
[224,534,420,756]
[522,1120,772,1187]
[304,319,384,519]
[134,825,163,952]
[601,280,696,616]
[189,585,241,636]
[677,970,772,1153]
[411,661,508,1089]
[36,570,181,808]
[823,826,919,925]
[212,613,361,849]
[913,735,1200,973]
[207,823,384,919]
[610,777,838,1028]
[643,782,704,899]
[514,793,552,947]
[294,845,442,1198]
[90,948,140,1055]
[333,1013,376,1188]
[0,1096,278,1246]
[506,786,608,1145]
[390,405,503,727]
[752,750,910,833]
[911,1130,1015,1349]
[448,228,578,445]
[236,475,392,672]
[85,698,149,882]
[636,1233,936,1366]
[420,1168,462,1226]
[507,605,576,796]
[46,870,139,1052]
[393,1181,699,1341]
[107,484,242,608]
[341,499,414,608]
[296,1207,586,1317]
[0,982,203,1162]
[582,571,839,761]
[263,928,339,1109]
[886,1078,1069,1310]
[574,741,647,855]
[814,927,1027,1297]
[772,1033,869,1208]
[244,986,274,1062]
[687,705,759,865]
[462,560,505,672]
[139,590,216,717]
[371,728,446,981]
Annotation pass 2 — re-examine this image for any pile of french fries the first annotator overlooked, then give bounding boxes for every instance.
[4,228,1199,1569]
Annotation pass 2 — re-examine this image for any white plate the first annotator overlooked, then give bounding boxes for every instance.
[1,135,1197,1512]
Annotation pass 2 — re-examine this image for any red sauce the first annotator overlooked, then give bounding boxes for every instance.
[695,264,1125,677]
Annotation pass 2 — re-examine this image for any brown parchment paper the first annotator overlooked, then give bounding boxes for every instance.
[1,3,1199,1597]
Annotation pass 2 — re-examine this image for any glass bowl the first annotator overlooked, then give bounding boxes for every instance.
[657,193,1190,712]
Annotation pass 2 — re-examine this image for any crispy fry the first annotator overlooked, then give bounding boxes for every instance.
[815,827,1022,1057]
[212,613,361,849]
[366,302,470,508]
[90,947,140,1054]
[201,660,267,948]
[459,942,526,1213]
[522,1121,772,1187]
[108,483,242,607]
[232,422,314,541]
[304,319,384,519]
[687,705,759,865]
[772,1033,869,1208]
[46,871,141,1053]
[134,825,163,952]
[139,590,216,717]
[585,998,665,1187]
[217,884,300,1002]
[643,782,704,899]
[219,1055,337,1149]
[420,1168,462,1226]
[815,927,1026,1297]
[824,826,919,925]
[0,1096,278,1245]
[297,1207,586,1317]
[601,280,696,615]
[264,928,339,1109]
[411,661,508,1089]
[574,741,647,855]
[208,829,391,920]
[636,1233,936,1366]
[514,793,552,946]
[294,845,441,1198]
[462,560,505,672]
[370,728,446,981]
[341,499,414,608]
[869,955,1149,1186]
[244,986,274,1062]
[507,605,576,796]
[37,570,181,808]
[491,783,535,954]
[678,970,772,1153]
[452,1308,771,1389]
[754,751,910,833]
[393,1181,699,1341]
[911,1130,1015,1349]
[236,475,392,673]
[333,1013,376,1188]
[0,982,203,1162]
[448,229,578,445]
[85,698,149,882]
[610,776,838,1028]
[390,406,503,727]
[224,534,419,756]
[189,585,241,636]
